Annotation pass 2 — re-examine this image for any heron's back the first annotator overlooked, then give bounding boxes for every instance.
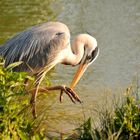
[0,22,70,74]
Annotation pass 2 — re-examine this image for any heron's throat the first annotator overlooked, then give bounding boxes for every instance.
[66,43,85,66]
[61,36,86,66]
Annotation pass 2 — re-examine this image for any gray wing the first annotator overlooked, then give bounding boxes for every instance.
[0,22,70,74]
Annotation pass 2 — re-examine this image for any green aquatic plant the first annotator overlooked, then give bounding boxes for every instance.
[0,58,140,140]
[113,87,140,139]
[77,86,140,140]
[76,117,94,140]
[0,60,46,139]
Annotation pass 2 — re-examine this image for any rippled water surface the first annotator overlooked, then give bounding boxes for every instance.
[0,0,140,134]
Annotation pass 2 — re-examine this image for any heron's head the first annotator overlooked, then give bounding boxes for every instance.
[70,34,99,89]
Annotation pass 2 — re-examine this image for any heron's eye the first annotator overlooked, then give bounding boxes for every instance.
[85,55,93,63]
[55,32,64,36]
[86,55,92,61]
[92,47,98,59]
[86,47,99,63]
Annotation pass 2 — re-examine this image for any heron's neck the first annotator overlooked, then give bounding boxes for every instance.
[62,40,85,66]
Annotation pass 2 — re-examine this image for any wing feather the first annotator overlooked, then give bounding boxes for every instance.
[0,22,70,74]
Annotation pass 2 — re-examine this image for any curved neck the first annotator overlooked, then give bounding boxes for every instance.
[62,39,85,66]
[61,34,97,66]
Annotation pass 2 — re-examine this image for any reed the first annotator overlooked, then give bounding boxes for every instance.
[77,86,140,140]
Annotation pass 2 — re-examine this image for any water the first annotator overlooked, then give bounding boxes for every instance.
[0,0,140,135]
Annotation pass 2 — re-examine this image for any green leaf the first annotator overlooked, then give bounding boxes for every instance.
[6,61,23,69]
[17,129,28,140]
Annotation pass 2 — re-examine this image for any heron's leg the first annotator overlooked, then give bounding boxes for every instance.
[30,86,40,118]
[30,87,49,118]
[29,85,82,104]
[24,78,29,86]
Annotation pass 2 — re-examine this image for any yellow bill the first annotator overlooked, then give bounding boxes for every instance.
[70,63,88,89]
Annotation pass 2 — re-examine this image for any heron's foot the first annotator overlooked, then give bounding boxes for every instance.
[29,86,82,104]
[59,86,82,104]
[41,85,82,103]
[28,86,82,118]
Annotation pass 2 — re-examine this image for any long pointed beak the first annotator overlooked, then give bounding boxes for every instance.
[70,63,88,89]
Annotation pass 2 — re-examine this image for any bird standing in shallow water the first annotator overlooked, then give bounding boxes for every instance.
[0,22,99,118]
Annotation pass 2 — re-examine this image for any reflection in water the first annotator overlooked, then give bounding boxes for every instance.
[0,0,140,135]
[0,0,56,43]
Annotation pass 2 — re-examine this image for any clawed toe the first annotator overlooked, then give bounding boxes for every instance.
[59,86,82,103]
[65,87,82,103]
[59,90,64,102]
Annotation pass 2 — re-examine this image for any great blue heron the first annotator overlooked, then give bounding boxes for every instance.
[0,22,99,117]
